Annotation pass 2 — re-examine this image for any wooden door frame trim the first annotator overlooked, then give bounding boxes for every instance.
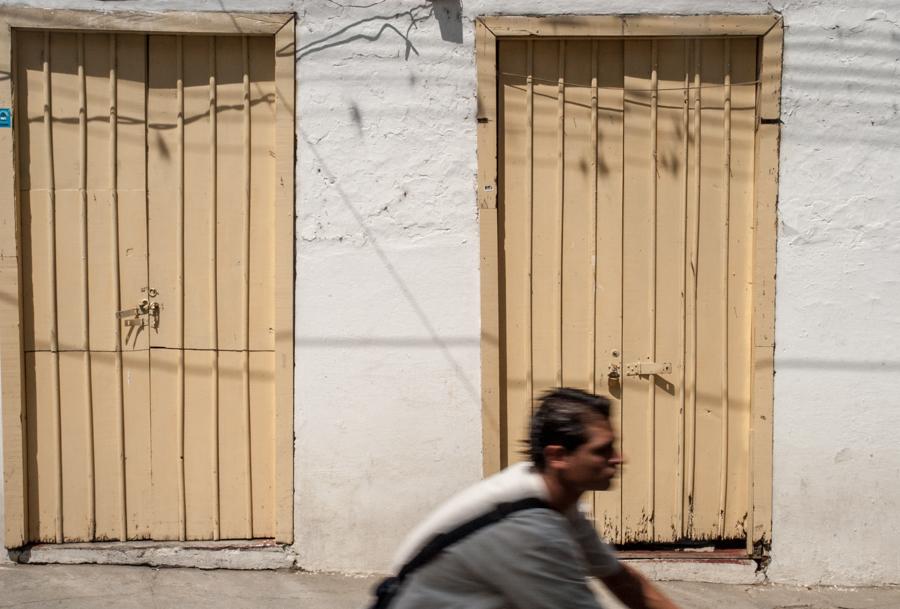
[475,14,782,554]
[0,8,296,548]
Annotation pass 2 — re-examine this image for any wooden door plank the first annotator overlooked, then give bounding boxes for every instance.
[530,40,563,399]
[653,38,689,543]
[122,349,152,539]
[49,33,88,353]
[116,34,150,350]
[184,349,217,540]
[497,40,530,466]
[724,37,758,538]
[215,36,247,352]
[147,35,179,349]
[84,34,118,352]
[218,350,252,538]
[561,40,595,393]
[593,39,625,545]
[182,35,215,351]
[115,35,149,353]
[684,41,702,538]
[560,40,597,522]
[90,351,124,539]
[250,351,275,537]
[621,39,654,543]
[148,347,182,540]
[58,351,91,541]
[25,352,58,542]
[692,38,727,539]
[16,31,52,353]
[248,36,276,352]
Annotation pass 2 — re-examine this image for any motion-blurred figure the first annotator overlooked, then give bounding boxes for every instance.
[370,387,683,609]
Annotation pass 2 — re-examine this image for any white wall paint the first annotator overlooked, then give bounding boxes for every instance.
[0,0,898,586]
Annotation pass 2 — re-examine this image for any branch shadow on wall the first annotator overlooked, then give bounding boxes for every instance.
[299,128,480,404]
[284,0,461,62]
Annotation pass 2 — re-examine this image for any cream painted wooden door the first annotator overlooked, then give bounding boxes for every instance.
[18,31,281,542]
[497,38,758,544]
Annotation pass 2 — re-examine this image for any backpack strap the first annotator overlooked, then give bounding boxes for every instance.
[370,497,550,609]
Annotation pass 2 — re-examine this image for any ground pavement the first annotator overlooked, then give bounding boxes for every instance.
[1,563,898,609]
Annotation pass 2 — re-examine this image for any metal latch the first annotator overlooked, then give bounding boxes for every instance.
[625,361,672,376]
[116,297,160,330]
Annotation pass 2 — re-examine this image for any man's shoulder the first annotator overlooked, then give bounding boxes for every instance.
[463,507,577,553]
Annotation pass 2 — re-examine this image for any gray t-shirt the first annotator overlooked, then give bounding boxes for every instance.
[389,463,621,609]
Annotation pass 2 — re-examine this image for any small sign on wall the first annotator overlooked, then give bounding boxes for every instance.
[0,108,11,128]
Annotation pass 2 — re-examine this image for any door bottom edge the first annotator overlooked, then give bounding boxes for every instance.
[10,539,296,570]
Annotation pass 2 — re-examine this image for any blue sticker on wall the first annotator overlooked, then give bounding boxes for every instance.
[0,108,11,128]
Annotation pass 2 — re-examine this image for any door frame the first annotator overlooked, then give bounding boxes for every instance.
[0,7,296,547]
[475,14,782,554]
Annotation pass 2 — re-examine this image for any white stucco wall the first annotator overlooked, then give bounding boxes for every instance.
[1,0,898,586]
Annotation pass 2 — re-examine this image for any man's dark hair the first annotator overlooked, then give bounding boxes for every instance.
[528,388,611,470]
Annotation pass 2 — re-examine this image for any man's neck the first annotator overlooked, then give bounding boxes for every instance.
[540,470,583,512]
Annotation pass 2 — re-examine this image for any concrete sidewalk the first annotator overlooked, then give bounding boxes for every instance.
[1,563,898,609]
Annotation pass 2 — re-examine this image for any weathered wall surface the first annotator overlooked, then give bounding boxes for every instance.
[0,0,898,586]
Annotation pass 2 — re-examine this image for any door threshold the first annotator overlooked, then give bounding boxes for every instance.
[617,547,750,561]
[612,546,764,584]
[12,539,296,570]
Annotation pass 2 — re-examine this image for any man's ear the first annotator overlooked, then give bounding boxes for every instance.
[543,445,568,469]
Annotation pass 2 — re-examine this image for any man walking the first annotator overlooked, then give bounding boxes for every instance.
[378,388,683,609]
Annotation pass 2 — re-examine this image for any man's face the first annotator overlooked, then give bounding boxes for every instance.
[557,418,621,492]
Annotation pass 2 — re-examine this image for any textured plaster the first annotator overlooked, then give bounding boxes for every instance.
[0,0,898,586]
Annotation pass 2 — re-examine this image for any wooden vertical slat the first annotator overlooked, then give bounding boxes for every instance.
[588,40,599,525]
[684,41,702,537]
[52,31,92,541]
[525,40,533,416]
[240,35,254,539]
[475,20,501,477]
[593,39,624,544]
[272,18,295,543]
[116,33,151,540]
[76,33,97,540]
[248,35,276,537]
[561,41,595,392]
[718,39,732,538]
[59,350,91,541]
[590,41,598,398]
[175,35,187,542]
[147,34,182,540]
[214,35,251,538]
[209,36,221,540]
[100,33,128,541]
[693,37,727,538]
[497,41,530,467]
[676,40,691,537]
[726,37,757,539]
[555,41,564,388]
[181,34,217,540]
[248,37,276,353]
[25,352,57,541]
[183,348,217,539]
[653,38,689,542]
[18,30,51,354]
[647,39,658,539]
[530,41,562,401]
[0,21,28,548]
[562,40,596,521]
[250,351,275,536]
[621,39,653,543]
[42,31,63,543]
